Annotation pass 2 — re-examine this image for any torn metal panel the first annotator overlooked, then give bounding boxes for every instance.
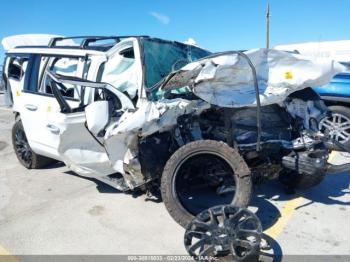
[102,99,210,189]
[161,48,346,108]
[52,71,210,189]
[284,87,330,131]
[56,112,116,177]
[104,99,210,139]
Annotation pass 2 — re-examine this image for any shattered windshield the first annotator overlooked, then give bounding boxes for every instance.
[142,38,211,90]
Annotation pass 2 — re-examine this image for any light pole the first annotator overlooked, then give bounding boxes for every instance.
[266,2,270,49]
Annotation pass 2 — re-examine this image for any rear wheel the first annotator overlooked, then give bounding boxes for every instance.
[161,140,252,228]
[12,120,55,169]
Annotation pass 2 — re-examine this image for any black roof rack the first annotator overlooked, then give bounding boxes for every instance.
[48,35,149,51]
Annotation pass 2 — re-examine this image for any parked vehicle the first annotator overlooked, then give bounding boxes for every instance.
[2,35,347,228]
[315,63,350,149]
[275,41,350,149]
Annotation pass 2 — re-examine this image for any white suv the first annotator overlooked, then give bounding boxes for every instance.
[2,35,344,227]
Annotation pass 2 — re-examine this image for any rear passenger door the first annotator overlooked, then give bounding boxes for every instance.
[18,54,85,160]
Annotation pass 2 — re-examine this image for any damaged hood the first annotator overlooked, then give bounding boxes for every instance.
[161,48,346,107]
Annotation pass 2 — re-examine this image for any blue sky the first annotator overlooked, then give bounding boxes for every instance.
[1,0,349,62]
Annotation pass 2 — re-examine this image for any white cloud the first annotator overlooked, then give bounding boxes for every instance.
[185,38,197,46]
[149,11,170,25]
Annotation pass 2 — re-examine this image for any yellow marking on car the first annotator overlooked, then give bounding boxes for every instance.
[285,71,293,80]
[264,196,303,239]
[15,90,20,97]
[47,105,52,112]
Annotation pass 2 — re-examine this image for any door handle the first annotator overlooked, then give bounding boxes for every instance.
[25,104,38,111]
[46,124,60,134]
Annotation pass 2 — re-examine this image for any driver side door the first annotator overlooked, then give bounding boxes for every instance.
[45,73,135,179]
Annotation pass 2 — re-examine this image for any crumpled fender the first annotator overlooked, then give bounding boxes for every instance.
[161,48,346,108]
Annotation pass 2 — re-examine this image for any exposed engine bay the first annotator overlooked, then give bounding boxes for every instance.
[139,87,330,187]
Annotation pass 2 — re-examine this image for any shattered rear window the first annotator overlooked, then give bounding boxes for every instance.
[142,38,211,90]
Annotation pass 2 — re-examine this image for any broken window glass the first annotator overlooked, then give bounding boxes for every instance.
[101,43,138,99]
[142,39,211,91]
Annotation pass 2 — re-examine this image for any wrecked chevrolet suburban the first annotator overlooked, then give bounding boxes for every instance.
[2,35,346,227]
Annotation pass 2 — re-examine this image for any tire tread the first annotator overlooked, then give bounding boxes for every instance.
[161,140,252,228]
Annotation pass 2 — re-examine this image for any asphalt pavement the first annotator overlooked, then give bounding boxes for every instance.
[0,96,349,261]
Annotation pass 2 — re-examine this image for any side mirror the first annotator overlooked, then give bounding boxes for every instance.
[85,100,110,136]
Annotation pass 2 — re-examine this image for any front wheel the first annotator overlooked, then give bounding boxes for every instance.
[161,140,252,228]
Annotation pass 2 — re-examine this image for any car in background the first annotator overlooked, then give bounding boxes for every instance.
[314,62,350,148]
[275,41,350,149]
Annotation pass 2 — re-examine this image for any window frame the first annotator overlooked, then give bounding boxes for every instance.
[21,53,90,102]
[6,55,29,81]
[39,56,80,96]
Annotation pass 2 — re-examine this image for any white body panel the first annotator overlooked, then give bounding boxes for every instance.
[18,92,80,160]
[85,101,109,136]
[163,49,346,108]
[52,111,115,176]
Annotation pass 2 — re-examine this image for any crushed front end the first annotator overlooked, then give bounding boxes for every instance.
[158,48,347,191]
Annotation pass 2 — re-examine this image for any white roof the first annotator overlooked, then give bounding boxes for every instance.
[1,34,65,50]
[7,47,104,57]
[274,40,350,62]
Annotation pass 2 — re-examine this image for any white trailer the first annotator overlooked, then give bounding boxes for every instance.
[274,40,350,62]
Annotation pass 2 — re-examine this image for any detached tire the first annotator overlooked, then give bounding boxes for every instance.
[12,120,55,169]
[161,140,252,228]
